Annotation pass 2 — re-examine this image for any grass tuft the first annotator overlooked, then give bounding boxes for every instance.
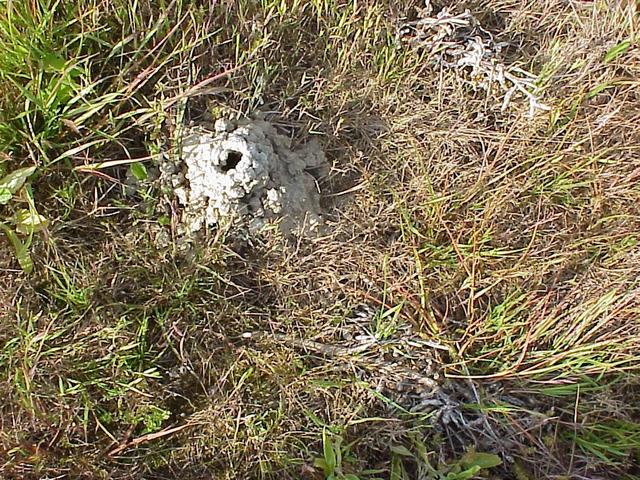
[1,0,640,479]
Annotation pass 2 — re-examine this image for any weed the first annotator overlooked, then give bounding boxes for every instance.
[0,165,47,272]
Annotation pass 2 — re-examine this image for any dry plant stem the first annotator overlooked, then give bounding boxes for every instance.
[108,423,193,457]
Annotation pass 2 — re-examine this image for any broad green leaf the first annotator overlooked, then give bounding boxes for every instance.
[313,458,328,470]
[130,161,148,181]
[13,209,49,235]
[604,40,631,63]
[460,451,502,470]
[0,222,33,273]
[343,475,360,480]
[333,436,342,468]
[446,466,482,480]
[69,65,84,78]
[0,166,36,194]
[0,187,11,204]
[322,429,337,475]
[390,454,408,480]
[390,445,413,457]
[46,75,76,107]
[42,52,67,71]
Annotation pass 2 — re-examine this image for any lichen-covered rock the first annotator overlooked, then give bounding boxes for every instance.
[168,118,328,236]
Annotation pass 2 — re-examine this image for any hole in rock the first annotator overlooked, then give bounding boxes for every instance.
[221,150,243,172]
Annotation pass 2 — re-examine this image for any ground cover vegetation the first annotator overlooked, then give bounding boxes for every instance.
[0,0,639,478]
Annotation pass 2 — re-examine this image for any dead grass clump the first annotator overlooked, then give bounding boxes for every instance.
[1,0,640,479]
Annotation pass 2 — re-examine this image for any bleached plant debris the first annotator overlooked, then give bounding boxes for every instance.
[165,118,328,236]
[398,1,550,117]
[243,304,503,439]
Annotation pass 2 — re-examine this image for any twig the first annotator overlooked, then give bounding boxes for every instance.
[108,422,192,457]
[163,63,247,109]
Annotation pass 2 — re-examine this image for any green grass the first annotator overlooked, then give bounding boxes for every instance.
[1,0,640,479]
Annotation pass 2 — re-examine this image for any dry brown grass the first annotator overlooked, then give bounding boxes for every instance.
[1,0,640,479]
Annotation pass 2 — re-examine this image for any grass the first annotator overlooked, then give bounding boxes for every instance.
[1,0,640,479]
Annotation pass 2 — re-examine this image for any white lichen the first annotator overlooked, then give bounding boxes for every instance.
[399,1,550,117]
[169,118,327,236]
